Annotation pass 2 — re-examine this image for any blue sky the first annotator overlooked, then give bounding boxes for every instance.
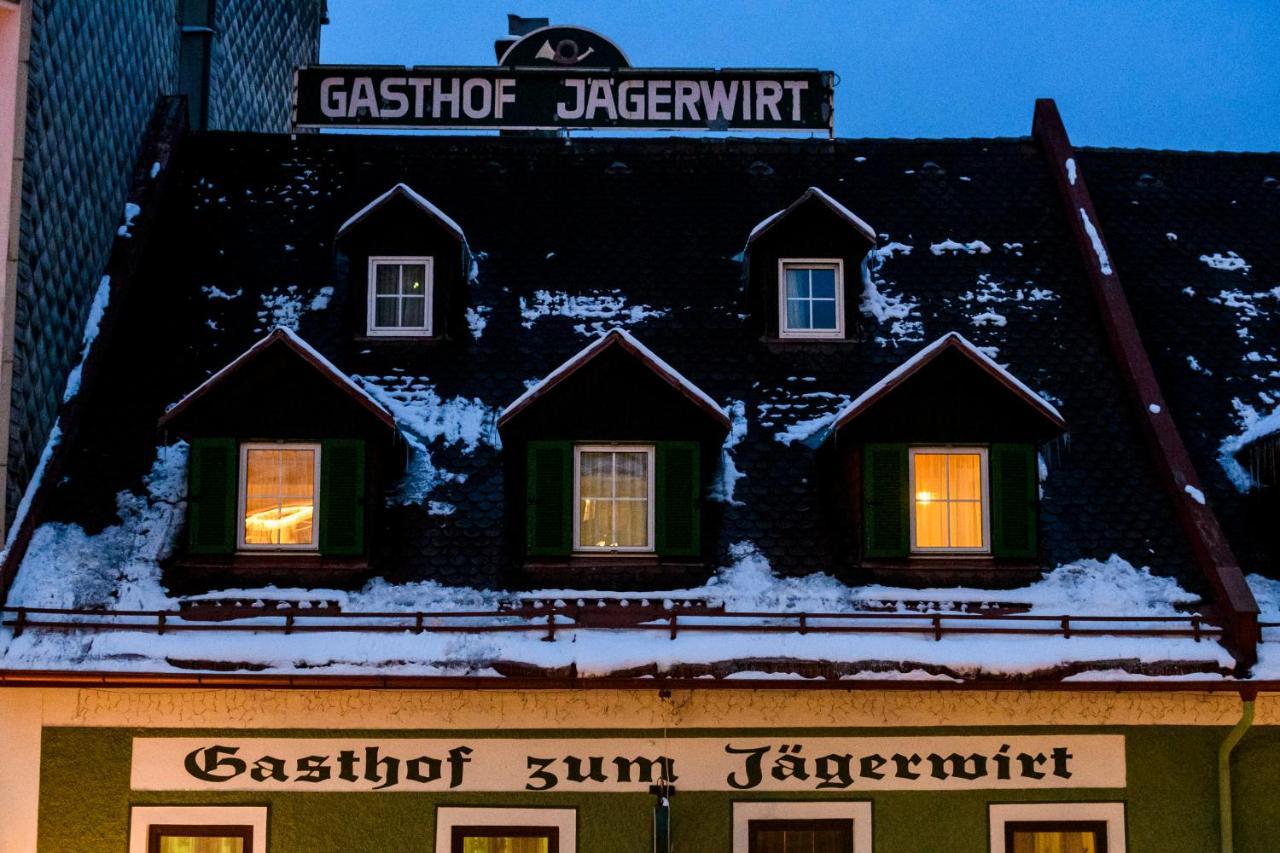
[320,1,1279,151]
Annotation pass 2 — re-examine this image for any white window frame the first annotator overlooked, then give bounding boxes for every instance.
[436,807,576,853]
[572,443,656,553]
[237,442,321,552]
[129,805,267,853]
[733,801,872,853]
[989,802,1126,853]
[778,258,845,339]
[366,255,434,337]
[909,445,991,555]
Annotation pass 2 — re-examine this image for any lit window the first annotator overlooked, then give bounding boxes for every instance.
[734,803,870,852]
[574,445,654,552]
[129,807,266,853]
[910,447,988,552]
[238,443,319,550]
[989,803,1125,853]
[367,256,433,336]
[151,828,251,853]
[436,808,575,853]
[453,827,558,853]
[1005,824,1106,853]
[779,259,844,338]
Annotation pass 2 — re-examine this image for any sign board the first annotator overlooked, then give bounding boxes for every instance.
[292,24,833,132]
[133,735,1125,793]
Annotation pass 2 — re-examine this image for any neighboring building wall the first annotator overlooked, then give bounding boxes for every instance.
[0,0,324,531]
[208,0,325,132]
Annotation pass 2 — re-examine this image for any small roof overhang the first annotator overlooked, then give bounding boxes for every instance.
[830,332,1066,437]
[747,186,878,246]
[497,328,730,432]
[336,182,467,243]
[159,327,397,434]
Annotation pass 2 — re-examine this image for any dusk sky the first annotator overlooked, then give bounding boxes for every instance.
[319,0,1278,151]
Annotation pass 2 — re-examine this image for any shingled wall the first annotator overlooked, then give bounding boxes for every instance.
[4,0,323,528]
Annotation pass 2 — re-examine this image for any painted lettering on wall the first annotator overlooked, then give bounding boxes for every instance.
[133,736,1124,792]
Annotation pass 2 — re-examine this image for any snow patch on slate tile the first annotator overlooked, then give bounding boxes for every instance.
[1200,251,1251,273]
[354,376,501,505]
[519,290,665,333]
[466,306,490,338]
[254,285,335,332]
[710,399,748,505]
[859,243,922,347]
[930,238,991,256]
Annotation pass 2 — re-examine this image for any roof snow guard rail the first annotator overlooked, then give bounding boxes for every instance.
[1,604,1220,644]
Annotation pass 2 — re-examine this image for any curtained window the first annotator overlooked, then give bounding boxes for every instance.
[574,445,654,551]
[910,447,988,552]
[368,257,433,335]
[239,444,319,549]
[748,819,853,853]
[779,260,844,338]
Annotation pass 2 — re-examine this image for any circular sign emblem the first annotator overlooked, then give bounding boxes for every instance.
[498,26,631,69]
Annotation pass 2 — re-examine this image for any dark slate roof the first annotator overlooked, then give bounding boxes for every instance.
[36,132,1206,593]
[1080,147,1280,577]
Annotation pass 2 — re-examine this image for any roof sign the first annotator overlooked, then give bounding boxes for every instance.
[293,27,833,133]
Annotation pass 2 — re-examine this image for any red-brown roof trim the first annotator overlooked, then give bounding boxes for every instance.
[158,327,397,433]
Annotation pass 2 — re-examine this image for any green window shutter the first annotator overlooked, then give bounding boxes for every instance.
[526,440,572,557]
[319,439,366,556]
[656,441,701,558]
[187,437,237,554]
[862,443,909,558]
[990,443,1038,558]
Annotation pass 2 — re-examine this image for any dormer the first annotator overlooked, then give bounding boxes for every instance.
[159,328,401,577]
[744,187,877,341]
[497,330,730,576]
[335,183,471,341]
[825,333,1065,570]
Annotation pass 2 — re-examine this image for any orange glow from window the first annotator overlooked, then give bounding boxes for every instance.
[913,451,984,550]
[243,448,315,547]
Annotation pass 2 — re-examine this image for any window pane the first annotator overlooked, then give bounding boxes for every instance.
[749,821,852,853]
[375,295,400,328]
[1009,829,1101,853]
[244,449,278,497]
[786,298,812,330]
[914,453,948,503]
[615,499,649,548]
[279,450,314,498]
[580,498,611,549]
[949,453,983,500]
[949,501,983,548]
[810,299,837,330]
[401,264,427,295]
[243,498,279,545]
[158,837,246,853]
[400,295,426,328]
[460,837,550,853]
[809,267,837,299]
[915,500,948,549]
[614,452,649,498]
[374,264,399,295]
[579,452,612,498]
[785,268,810,299]
[276,498,315,545]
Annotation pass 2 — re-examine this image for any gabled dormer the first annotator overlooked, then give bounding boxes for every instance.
[497,329,729,576]
[159,328,401,577]
[744,186,877,341]
[335,183,471,341]
[826,333,1065,570]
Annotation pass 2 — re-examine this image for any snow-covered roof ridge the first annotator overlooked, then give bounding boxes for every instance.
[747,186,877,245]
[497,328,731,429]
[160,327,396,431]
[336,182,466,242]
[831,331,1065,433]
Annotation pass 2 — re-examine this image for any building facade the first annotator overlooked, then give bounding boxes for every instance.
[1,23,1279,853]
[0,0,327,533]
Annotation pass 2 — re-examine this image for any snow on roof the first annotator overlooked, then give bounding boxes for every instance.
[336,182,466,242]
[498,328,730,429]
[831,332,1065,433]
[160,327,395,431]
[747,186,877,245]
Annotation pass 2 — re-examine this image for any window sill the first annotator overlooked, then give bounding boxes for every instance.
[858,556,1042,587]
[354,334,446,343]
[174,553,369,581]
[524,554,705,588]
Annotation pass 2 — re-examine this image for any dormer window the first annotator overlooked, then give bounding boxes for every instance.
[239,443,320,550]
[574,444,655,552]
[909,447,989,553]
[779,259,844,338]
[368,256,433,336]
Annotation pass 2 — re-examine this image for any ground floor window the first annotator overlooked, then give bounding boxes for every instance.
[733,802,871,853]
[129,807,266,853]
[437,808,575,853]
[989,804,1125,853]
